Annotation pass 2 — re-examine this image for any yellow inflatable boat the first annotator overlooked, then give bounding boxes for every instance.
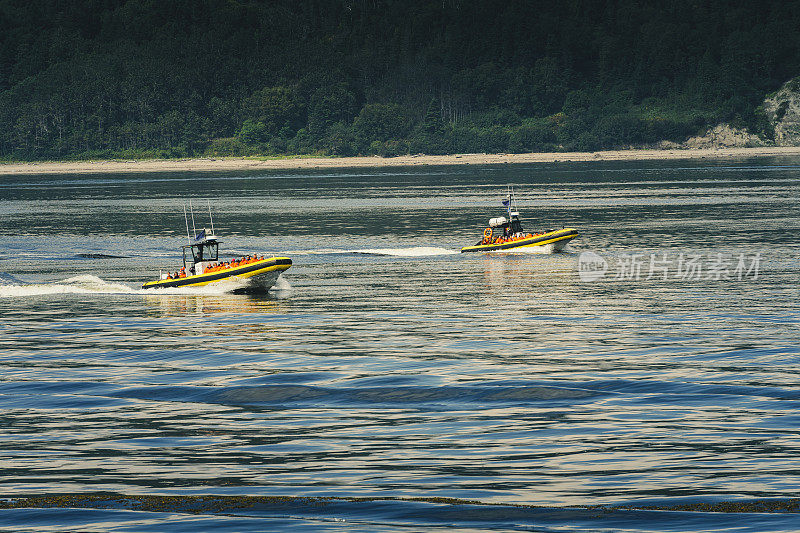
[461,191,578,253]
[143,205,291,292]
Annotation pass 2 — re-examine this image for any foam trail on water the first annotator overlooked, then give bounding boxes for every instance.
[0,275,135,297]
[286,247,458,257]
[0,274,247,298]
[351,246,459,257]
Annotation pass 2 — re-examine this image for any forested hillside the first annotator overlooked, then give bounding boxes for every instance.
[1,0,799,160]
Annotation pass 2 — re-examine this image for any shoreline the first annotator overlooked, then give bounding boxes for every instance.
[3,146,800,175]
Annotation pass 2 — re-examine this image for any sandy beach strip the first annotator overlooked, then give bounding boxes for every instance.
[3,146,800,175]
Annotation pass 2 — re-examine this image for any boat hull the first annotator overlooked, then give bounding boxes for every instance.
[142,257,292,292]
[461,228,578,253]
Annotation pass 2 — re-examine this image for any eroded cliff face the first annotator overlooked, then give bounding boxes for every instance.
[761,78,800,145]
[682,124,766,149]
[670,77,800,149]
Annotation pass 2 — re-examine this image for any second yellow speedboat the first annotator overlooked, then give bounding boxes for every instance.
[461,227,579,253]
[461,191,578,253]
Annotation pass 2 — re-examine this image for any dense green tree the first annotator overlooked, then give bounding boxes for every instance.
[238,120,268,146]
[508,120,556,153]
[244,86,305,138]
[353,103,412,148]
[307,84,358,135]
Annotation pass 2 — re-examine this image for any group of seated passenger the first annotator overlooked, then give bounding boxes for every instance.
[164,255,265,280]
[482,231,545,245]
[165,267,187,280]
[203,254,264,273]
[491,232,533,244]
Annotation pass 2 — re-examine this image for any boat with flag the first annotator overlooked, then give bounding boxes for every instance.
[142,203,291,292]
[461,189,578,253]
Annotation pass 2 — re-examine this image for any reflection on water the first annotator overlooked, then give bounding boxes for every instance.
[144,293,287,317]
[0,160,799,531]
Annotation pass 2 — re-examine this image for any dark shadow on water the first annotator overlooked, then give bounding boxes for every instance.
[1,494,799,532]
[0,272,26,284]
[75,253,128,259]
[231,287,290,299]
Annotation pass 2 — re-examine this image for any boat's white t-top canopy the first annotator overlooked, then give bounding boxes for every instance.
[489,212,523,233]
[489,213,520,226]
[189,226,217,244]
[181,230,220,274]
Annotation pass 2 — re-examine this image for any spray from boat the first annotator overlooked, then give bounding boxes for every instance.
[0,274,292,298]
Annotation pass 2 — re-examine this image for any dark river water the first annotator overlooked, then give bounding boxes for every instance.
[0,159,799,531]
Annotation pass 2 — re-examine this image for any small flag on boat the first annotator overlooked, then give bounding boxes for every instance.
[502,198,510,207]
[194,229,205,242]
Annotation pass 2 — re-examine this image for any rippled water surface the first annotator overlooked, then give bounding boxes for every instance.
[1,160,799,531]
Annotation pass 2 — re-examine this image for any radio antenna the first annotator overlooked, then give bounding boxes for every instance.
[183,204,191,243]
[189,200,197,237]
[207,199,215,235]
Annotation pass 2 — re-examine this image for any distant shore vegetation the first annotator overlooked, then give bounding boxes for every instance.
[1,1,797,161]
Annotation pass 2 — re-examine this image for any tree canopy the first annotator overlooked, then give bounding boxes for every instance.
[1,0,799,160]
